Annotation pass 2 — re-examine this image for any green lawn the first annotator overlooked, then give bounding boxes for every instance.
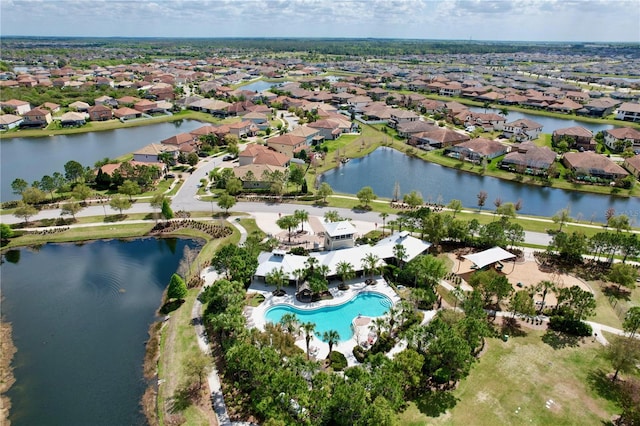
[398,332,621,425]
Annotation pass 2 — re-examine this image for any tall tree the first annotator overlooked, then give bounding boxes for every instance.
[623,307,640,338]
[64,160,84,182]
[534,280,556,314]
[109,195,131,216]
[403,190,424,208]
[217,192,236,215]
[356,186,377,208]
[322,329,340,354]
[150,194,166,222]
[13,202,37,224]
[608,214,631,233]
[301,322,316,360]
[317,182,333,203]
[405,254,447,290]
[294,209,309,233]
[37,176,56,200]
[608,263,638,292]
[393,243,408,268]
[509,290,535,318]
[379,212,389,236]
[161,198,174,220]
[447,199,463,217]
[118,179,140,201]
[603,336,640,382]
[335,260,355,287]
[21,186,46,205]
[184,351,211,391]
[556,286,596,320]
[276,215,300,244]
[60,202,83,221]
[552,207,572,231]
[71,183,92,202]
[362,252,381,280]
[11,178,28,196]
[266,266,288,295]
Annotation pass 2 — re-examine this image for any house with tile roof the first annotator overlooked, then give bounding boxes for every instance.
[604,127,640,151]
[623,154,640,179]
[616,102,640,122]
[500,141,556,175]
[502,118,543,141]
[552,126,595,151]
[267,134,307,158]
[563,151,629,181]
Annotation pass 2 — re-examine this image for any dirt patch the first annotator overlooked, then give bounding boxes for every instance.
[0,320,16,426]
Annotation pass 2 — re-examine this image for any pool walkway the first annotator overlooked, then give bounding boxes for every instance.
[247,276,402,365]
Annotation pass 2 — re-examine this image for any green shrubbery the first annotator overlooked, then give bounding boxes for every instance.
[548,316,593,337]
[328,350,347,371]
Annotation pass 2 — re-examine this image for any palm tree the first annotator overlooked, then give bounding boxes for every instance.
[265,266,287,296]
[372,317,387,336]
[534,280,556,314]
[294,209,309,233]
[279,313,299,335]
[301,322,316,360]
[362,252,380,280]
[393,243,407,268]
[379,212,389,236]
[322,329,340,354]
[293,268,306,292]
[276,215,300,243]
[317,264,330,281]
[335,261,355,289]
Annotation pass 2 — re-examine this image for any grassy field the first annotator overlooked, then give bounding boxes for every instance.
[157,288,215,426]
[398,331,622,426]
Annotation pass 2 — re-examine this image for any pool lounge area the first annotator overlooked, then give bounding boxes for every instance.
[247,276,402,365]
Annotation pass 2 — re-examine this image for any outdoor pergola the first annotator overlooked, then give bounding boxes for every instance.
[462,246,516,270]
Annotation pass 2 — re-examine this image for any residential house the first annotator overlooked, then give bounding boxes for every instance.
[563,151,629,181]
[59,111,87,127]
[68,101,90,112]
[87,104,113,121]
[232,164,288,189]
[238,144,289,167]
[552,126,595,151]
[116,96,142,107]
[396,120,437,138]
[456,111,506,131]
[94,95,118,108]
[288,125,321,145]
[444,138,508,162]
[623,154,640,179]
[389,109,420,129]
[161,132,199,153]
[616,102,640,122]
[227,120,258,138]
[243,111,269,130]
[0,114,24,130]
[21,107,52,127]
[134,99,157,113]
[502,118,543,141]
[604,127,640,152]
[346,95,372,113]
[113,107,142,121]
[39,102,61,114]
[267,134,307,158]
[187,98,231,116]
[307,118,346,140]
[0,99,31,115]
[580,98,619,118]
[500,141,556,175]
[410,127,470,149]
[133,143,179,164]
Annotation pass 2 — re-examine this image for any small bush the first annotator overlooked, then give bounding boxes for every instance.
[548,316,592,337]
[352,345,366,363]
[369,333,395,355]
[328,351,347,371]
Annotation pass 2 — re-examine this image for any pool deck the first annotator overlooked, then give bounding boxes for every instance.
[247,276,401,365]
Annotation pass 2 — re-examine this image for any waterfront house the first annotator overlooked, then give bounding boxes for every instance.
[616,102,640,122]
[88,104,113,121]
[133,143,180,164]
[409,127,470,149]
[288,125,321,145]
[389,109,420,129]
[444,138,508,162]
[161,132,199,153]
[228,120,258,138]
[623,154,640,179]
[68,101,90,112]
[552,126,595,151]
[113,107,142,121]
[21,107,52,127]
[502,118,543,141]
[563,151,629,181]
[500,141,556,174]
[59,111,87,127]
[39,102,61,114]
[604,127,640,152]
[580,98,619,118]
[0,114,23,130]
[396,120,437,138]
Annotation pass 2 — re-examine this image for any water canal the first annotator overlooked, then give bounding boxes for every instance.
[0,120,203,202]
[320,147,639,223]
[2,237,200,426]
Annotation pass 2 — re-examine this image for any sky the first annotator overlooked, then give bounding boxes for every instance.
[1,0,639,43]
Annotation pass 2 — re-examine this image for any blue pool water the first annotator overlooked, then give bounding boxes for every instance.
[265,292,392,341]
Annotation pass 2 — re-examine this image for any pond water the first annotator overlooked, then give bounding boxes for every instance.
[468,106,616,134]
[320,147,640,223]
[1,237,200,426]
[239,80,290,93]
[0,119,203,202]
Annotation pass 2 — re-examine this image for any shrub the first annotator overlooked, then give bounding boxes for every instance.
[548,316,592,337]
[352,345,366,363]
[289,247,309,256]
[328,350,347,371]
[369,333,395,355]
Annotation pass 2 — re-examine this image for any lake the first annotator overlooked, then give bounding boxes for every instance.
[320,147,640,223]
[240,80,290,93]
[0,120,203,202]
[2,237,200,426]
[468,106,616,134]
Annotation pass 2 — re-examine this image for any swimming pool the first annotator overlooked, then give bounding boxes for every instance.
[264,292,392,342]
